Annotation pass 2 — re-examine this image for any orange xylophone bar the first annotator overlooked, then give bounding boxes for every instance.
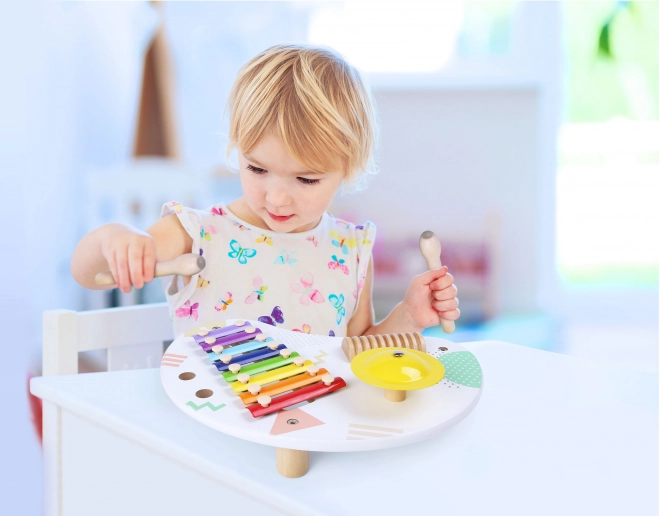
[247,377,347,418]
[238,368,330,405]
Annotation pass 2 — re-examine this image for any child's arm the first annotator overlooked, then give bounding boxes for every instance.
[346,259,460,337]
[70,215,192,293]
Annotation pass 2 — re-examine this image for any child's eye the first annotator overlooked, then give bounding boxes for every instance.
[298,177,320,185]
[247,164,266,174]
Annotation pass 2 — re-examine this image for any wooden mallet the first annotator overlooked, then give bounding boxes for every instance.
[419,231,455,334]
[94,253,206,287]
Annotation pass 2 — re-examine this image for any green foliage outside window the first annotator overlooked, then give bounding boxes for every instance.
[564,1,658,122]
[558,2,658,288]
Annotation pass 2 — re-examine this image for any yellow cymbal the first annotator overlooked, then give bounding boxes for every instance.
[351,347,444,391]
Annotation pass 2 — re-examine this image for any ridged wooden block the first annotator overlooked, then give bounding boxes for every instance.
[341,332,426,361]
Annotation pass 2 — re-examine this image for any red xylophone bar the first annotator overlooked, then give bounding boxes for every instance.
[247,377,347,418]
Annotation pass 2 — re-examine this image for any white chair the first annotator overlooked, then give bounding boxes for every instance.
[41,303,173,516]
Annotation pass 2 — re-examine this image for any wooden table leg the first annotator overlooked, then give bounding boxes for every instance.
[276,448,309,478]
[384,389,406,402]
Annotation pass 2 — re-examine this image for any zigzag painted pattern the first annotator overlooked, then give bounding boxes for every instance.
[313,349,329,364]
[186,401,226,412]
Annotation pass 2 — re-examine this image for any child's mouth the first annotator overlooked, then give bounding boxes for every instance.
[267,210,294,222]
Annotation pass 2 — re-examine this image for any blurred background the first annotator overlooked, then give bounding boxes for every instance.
[1,1,658,513]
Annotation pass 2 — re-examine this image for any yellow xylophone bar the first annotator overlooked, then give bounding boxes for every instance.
[230,360,314,393]
[238,368,329,405]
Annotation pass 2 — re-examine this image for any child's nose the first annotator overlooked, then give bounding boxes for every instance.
[266,186,292,207]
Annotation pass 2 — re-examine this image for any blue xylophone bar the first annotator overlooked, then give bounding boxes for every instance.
[209,336,272,357]
[212,345,287,372]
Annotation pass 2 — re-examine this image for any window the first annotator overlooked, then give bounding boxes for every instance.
[308,1,516,73]
[558,1,659,287]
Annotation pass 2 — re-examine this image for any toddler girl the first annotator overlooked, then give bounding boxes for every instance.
[71,44,459,338]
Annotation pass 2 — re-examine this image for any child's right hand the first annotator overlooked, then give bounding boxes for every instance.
[100,224,158,293]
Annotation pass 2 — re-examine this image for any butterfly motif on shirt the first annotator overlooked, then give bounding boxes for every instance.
[329,330,335,337]
[168,202,182,213]
[329,230,357,255]
[291,272,325,306]
[232,220,250,231]
[328,254,349,275]
[335,220,350,230]
[211,206,227,216]
[306,236,318,247]
[256,234,273,246]
[215,292,233,311]
[175,301,199,321]
[259,306,284,326]
[228,239,257,264]
[200,225,217,241]
[353,274,366,299]
[245,276,268,304]
[274,249,298,266]
[196,276,210,288]
[328,294,346,325]
[293,324,311,334]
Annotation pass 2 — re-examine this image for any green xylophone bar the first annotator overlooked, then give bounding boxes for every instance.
[222,352,302,383]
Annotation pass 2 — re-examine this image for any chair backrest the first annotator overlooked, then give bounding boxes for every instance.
[84,158,205,233]
[43,303,173,376]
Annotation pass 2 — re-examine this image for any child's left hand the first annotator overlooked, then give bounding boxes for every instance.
[400,266,459,331]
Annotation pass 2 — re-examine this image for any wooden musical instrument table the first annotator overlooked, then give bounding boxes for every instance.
[161,319,483,477]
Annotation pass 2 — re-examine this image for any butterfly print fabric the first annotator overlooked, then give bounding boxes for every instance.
[161,201,376,338]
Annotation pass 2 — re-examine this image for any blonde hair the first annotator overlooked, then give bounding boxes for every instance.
[226,44,378,191]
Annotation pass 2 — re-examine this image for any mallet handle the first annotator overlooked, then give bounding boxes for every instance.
[94,253,206,287]
[419,231,455,334]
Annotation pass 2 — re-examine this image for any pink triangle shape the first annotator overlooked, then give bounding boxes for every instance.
[269,408,325,435]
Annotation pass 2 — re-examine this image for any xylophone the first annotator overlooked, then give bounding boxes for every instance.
[161,320,484,478]
[191,320,347,418]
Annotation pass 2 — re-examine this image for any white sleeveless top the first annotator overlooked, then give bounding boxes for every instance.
[161,201,376,339]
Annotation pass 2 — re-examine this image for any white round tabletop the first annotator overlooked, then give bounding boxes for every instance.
[161,320,483,452]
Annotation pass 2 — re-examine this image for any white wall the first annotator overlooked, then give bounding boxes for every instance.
[1,3,159,512]
[333,87,539,317]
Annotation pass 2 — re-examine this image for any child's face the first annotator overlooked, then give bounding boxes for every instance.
[237,132,344,233]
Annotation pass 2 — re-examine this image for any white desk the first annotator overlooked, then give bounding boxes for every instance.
[31,341,659,516]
